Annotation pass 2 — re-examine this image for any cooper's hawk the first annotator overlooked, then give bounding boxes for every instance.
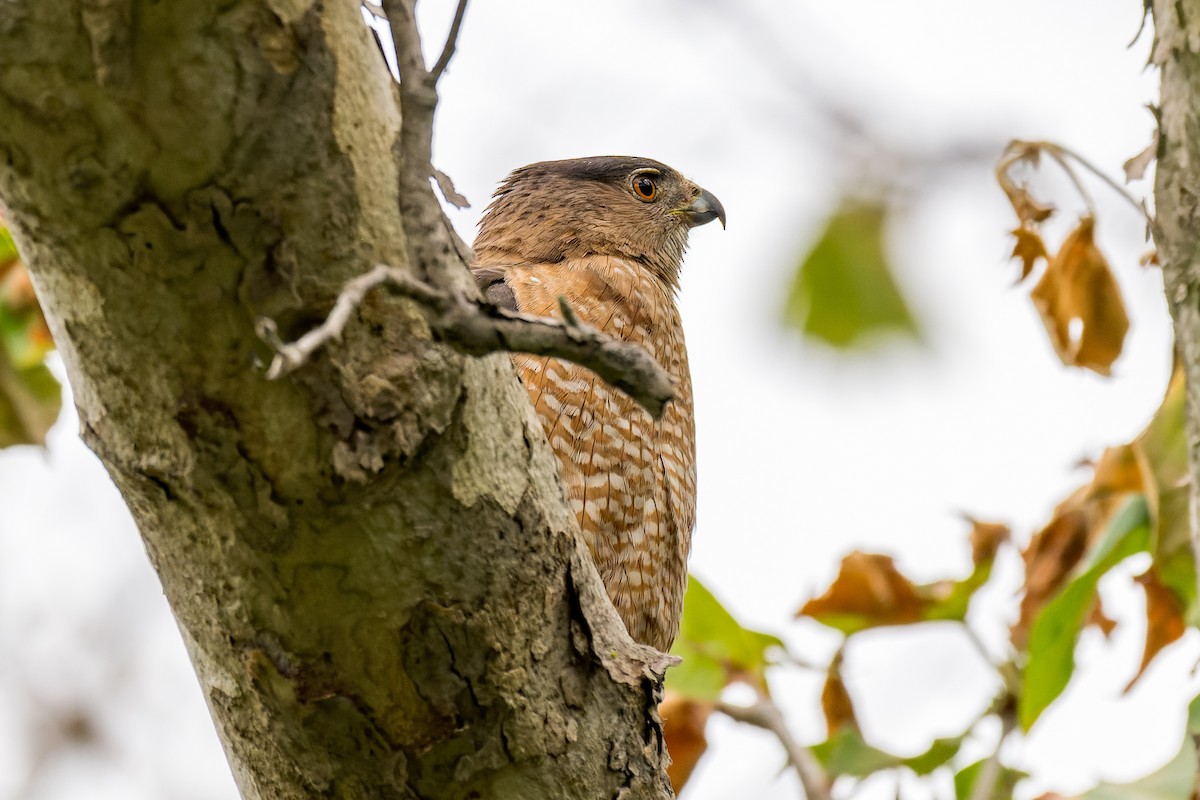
[471,156,725,651]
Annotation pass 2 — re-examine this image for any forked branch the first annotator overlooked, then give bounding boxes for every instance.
[258,264,675,418]
[716,698,832,800]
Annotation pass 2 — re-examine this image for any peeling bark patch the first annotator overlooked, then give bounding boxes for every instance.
[254,7,303,74]
[400,603,475,745]
[79,0,133,86]
[240,640,411,790]
[318,311,463,482]
[450,358,531,513]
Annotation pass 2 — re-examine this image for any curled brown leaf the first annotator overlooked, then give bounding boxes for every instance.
[799,552,923,628]
[1088,596,1118,638]
[996,140,1056,225]
[820,649,858,737]
[1013,500,1091,648]
[1010,226,1049,282]
[1029,216,1129,376]
[661,691,713,794]
[965,516,1011,567]
[1124,568,1186,692]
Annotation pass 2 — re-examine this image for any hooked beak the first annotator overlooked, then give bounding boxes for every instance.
[681,187,726,229]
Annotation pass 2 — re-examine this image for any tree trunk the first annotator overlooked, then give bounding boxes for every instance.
[1154,0,1200,601]
[0,2,673,797]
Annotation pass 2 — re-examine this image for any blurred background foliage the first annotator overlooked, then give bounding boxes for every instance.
[663,123,1197,798]
[0,221,60,449]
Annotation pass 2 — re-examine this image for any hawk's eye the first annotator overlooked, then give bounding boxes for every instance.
[632,175,657,202]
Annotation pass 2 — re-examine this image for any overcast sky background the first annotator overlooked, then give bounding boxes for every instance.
[2,2,1196,799]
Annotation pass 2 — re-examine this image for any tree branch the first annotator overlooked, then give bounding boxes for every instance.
[383,0,475,289]
[429,0,469,84]
[259,264,675,418]
[717,698,832,800]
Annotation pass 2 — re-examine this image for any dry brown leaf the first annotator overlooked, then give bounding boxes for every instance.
[1014,439,1147,648]
[1088,596,1118,638]
[820,649,858,736]
[1003,185,1055,225]
[0,251,17,279]
[1140,249,1160,268]
[1014,499,1091,648]
[966,517,1011,566]
[1087,444,1144,499]
[799,551,923,627]
[1124,568,1186,692]
[996,141,1056,225]
[1029,216,1130,376]
[661,691,712,795]
[0,262,53,355]
[1010,225,1050,282]
[1,262,37,311]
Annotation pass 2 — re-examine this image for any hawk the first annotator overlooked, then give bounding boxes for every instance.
[471,156,725,651]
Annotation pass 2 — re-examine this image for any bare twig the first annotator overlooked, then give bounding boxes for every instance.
[432,165,470,209]
[429,0,469,84]
[961,625,1023,703]
[257,264,675,418]
[1000,139,1155,228]
[716,698,832,800]
[1046,141,1153,223]
[1042,147,1098,216]
[1123,131,1158,183]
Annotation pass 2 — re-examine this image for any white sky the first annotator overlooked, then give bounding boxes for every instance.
[3,2,1196,799]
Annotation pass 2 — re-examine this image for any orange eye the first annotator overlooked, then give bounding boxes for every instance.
[632,175,657,201]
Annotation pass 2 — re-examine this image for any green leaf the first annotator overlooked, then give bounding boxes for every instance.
[919,559,998,624]
[0,230,60,447]
[1019,496,1151,731]
[668,575,785,700]
[0,338,61,448]
[903,736,967,776]
[0,299,52,368]
[0,226,17,267]
[1135,369,1197,618]
[783,200,920,348]
[954,757,1026,800]
[1187,692,1200,738]
[1080,734,1197,799]
[810,729,964,779]
[810,729,899,777]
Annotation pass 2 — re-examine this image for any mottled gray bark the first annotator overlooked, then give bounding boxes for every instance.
[0,1,673,798]
[1154,0,1200,599]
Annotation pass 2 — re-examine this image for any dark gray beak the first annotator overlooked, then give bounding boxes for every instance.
[682,188,726,229]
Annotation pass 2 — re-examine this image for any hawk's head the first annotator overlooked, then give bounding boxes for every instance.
[474,156,725,287]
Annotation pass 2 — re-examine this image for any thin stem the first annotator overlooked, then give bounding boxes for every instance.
[429,0,469,84]
[716,698,832,800]
[999,139,1156,230]
[1048,141,1154,222]
[961,624,994,667]
[1042,146,1097,217]
[1023,140,1155,227]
